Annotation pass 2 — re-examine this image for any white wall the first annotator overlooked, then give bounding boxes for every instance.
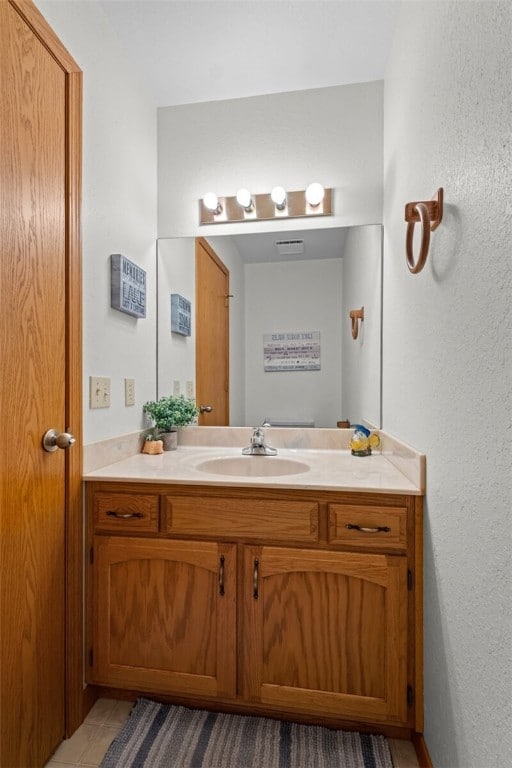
[244,259,343,428]
[383,3,511,767]
[158,82,383,238]
[341,225,382,428]
[157,239,196,400]
[36,0,158,444]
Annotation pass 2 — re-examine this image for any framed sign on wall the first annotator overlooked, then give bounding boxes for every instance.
[170,294,191,336]
[263,331,321,371]
[110,254,146,318]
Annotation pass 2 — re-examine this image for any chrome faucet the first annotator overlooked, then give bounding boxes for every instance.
[242,424,277,456]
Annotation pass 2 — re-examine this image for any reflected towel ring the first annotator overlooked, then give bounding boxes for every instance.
[349,307,364,339]
[404,188,443,274]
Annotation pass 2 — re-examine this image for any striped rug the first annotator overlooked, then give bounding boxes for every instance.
[100,698,395,768]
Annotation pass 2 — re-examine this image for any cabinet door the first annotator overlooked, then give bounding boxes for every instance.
[90,536,236,699]
[242,546,408,724]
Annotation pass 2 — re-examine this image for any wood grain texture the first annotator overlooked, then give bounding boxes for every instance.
[91,537,237,699]
[242,545,408,724]
[165,496,319,542]
[195,238,229,425]
[86,483,422,732]
[413,496,424,732]
[1,2,66,763]
[94,491,159,533]
[412,732,434,768]
[1,1,83,757]
[328,504,408,551]
[8,0,84,739]
[63,65,84,738]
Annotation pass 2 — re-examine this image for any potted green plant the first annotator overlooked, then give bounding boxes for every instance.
[143,394,198,451]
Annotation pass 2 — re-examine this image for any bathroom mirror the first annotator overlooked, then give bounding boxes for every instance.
[157,224,382,428]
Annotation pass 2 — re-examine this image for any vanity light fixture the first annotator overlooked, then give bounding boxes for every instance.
[270,186,287,211]
[203,192,222,215]
[236,188,254,212]
[305,182,325,207]
[199,184,332,225]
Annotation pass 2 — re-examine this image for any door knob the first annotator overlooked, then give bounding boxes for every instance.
[199,404,213,414]
[42,429,76,452]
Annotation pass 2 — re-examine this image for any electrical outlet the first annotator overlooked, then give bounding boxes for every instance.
[125,378,135,406]
[173,380,180,395]
[90,376,111,409]
[186,380,194,398]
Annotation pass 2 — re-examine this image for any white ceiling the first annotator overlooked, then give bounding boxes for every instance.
[229,227,348,263]
[99,0,399,107]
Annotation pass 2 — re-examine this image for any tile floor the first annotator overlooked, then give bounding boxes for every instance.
[44,699,133,768]
[44,698,420,768]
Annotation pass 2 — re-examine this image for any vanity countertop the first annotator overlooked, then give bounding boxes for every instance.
[83,445,423,495]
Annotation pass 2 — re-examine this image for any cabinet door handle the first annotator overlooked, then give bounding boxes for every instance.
[219,555,225,596]
[253,558,259,599]
[345,523,391,533]
[106,510,143,519]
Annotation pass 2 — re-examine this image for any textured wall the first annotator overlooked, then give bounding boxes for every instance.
[383,2,511,766]
[36,0,158,443]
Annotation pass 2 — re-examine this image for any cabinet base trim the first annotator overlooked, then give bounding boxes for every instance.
[91,686,416,740]
[412,732,434,768]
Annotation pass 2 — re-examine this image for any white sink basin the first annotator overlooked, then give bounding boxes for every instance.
[196,456,310,477]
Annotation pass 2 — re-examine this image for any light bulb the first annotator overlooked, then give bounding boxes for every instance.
[236,188,253,211]
[305,182,325,207]
[271,186,287,210]
[203,192,222,214]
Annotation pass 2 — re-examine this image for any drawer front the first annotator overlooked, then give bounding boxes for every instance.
[94,492,159,533]
[164,497,319,543]
[328,504,407,551]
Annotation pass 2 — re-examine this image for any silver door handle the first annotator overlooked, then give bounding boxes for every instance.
[199,404,213,413]
[42,429,76,452]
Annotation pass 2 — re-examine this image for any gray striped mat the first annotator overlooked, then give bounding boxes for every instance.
[100,698,395,768]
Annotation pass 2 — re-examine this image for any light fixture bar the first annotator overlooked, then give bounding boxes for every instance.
[199,188,333,225]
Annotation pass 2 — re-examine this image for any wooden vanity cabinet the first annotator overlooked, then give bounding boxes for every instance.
[90,535,236,699]
[242,545,408,724]
[86,483,422,734]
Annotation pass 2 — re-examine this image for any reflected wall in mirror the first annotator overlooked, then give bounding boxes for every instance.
[157,225,382,428]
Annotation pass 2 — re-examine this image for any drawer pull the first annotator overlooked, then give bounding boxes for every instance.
[253,558,259,600]
[345,523,391,533]
[219,555,225,596]
[106,510,143,519]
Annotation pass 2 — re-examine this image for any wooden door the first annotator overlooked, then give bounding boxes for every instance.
[242,546,408,725]
[0,2,82,765]
[90,536,237,700]
[195,237,229,425]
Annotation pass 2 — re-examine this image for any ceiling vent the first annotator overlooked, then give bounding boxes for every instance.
[275,239,304,256]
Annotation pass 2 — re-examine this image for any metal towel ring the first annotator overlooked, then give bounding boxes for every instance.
[404,188,444,274]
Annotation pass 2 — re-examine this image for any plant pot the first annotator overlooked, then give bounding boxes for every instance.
[160,431,178,451]
[142,440,163,455]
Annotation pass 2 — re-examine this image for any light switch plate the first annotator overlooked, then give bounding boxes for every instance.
[173,380,180,395]
[90,376,111,409]
[186,380,194,398]
[125,378,135,406]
